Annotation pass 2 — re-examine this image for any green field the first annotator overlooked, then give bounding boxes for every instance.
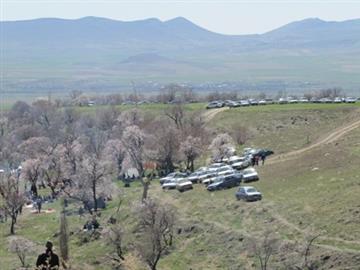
[1,103,360,270]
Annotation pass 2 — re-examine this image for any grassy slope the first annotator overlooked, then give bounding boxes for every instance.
[1,103,360,270]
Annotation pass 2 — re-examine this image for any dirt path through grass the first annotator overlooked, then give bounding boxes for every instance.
[203,107,229,122]
[268,115,360,164]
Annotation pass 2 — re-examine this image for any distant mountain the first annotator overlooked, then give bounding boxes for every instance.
[1,16,360,95]
[263,18,360,49]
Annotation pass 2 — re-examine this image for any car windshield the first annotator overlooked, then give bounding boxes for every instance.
[247,188,257,193]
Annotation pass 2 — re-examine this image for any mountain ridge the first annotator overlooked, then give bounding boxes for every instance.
[1,16,360,94]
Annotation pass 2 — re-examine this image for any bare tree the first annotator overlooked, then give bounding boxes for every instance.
[164,103,185,129]
[231,125,250,146]
[106,225,126,267]
[251,231,278,270]
[209,133,235,162]
[0,174,26,234]
[135,199,176,270]
[148,122,180,175]
[118,108,143,128]
[121,125,149,202]
[8,236,35,267]
[69,156,112,213]
[20,158,42,197]
[302,233,321,270]
[179,136,203,172]
[104,139,126,179]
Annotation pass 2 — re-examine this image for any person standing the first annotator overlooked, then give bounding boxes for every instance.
[36,241,60,270]
[36,197,42,214]
[261,153,266,165]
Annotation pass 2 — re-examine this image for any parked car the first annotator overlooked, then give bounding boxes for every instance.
[333,97,342,103]
[345,97,357,103]
[160,172,188,185]
[242,168,259,182]
[249,99,259,106]
[206,101,222,109]
[202,174,219,186]
[162,179,179,190]
[228,101,240,108]
[265,98,275,104]
[187,171,207,183]
[258,100,267,105]
[238,100,250,106]
[299,98,309,103]
[207,173,242,191]
[208,163,226,172]
[278,98,288,104]
[235,186,262,201]
[228,156,251,170]
[195,166,208,173]
[176,179,193,192]
[215,165,235,176]
[319,98,333,103]
[289,98,298,104]
[198,172,216,184]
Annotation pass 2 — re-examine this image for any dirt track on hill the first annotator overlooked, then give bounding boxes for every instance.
[268,115,360,164]
[203,107,229,122]
[201,107,360,252]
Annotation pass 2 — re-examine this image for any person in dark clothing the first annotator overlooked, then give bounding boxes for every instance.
[36,241,59,270]
[251,156,255,166]
[261,154,266,165]
[36,197,42,213]
[254,155,259,166]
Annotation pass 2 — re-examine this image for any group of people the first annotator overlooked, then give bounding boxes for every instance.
[251,153,267,166]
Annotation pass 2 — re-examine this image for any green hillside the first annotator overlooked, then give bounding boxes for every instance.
[1,103,360,270]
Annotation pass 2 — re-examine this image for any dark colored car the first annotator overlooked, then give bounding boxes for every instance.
[235,186,262,201]
[207,173,242,191]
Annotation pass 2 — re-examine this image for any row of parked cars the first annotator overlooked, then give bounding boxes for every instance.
[159,148,269,201]
[206,97,359,109]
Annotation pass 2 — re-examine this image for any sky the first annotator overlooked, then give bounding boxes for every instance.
[1,0,360,34]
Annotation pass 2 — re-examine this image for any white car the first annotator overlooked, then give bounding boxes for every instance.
[215,165,235,176]
[228,156,251,170]
[333,97,342,103]
[258,100,267,105]
[198,172,216,184]
[176,179,193,192]
[235,186,262,201]
[162,179,181,190]
[202,175,218,186]
[160,172,188,185]
[345,97,357,103]
[242,168,259,182]
[208,163,226,172]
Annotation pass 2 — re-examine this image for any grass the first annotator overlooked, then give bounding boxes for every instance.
[1,102,360,269]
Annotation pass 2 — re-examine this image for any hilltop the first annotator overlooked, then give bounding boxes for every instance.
[1,17,360,96]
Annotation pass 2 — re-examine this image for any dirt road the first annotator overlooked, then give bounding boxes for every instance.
[268,116,360,164]
[202,107,229,122]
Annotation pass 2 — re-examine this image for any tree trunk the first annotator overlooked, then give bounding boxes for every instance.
[10,216,16,234]
[141,179,149,202]
[31,183,38,197]
[92,181,97,212]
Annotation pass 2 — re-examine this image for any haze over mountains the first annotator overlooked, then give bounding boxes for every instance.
[1,16,360,97]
